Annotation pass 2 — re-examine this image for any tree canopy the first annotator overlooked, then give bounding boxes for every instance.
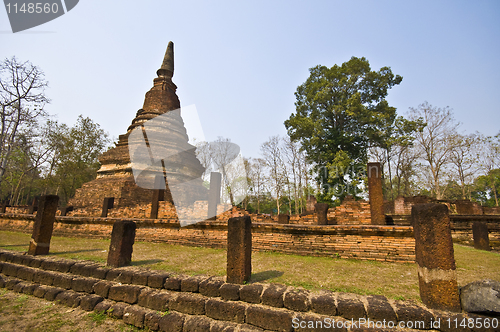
[284,56,403,202]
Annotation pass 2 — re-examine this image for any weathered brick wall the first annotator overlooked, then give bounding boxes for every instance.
[388,214,500,248]
[484,206,500,215]
[0,214,415,262]
[333,200,371,225]
[449,217,500,246]
[391,196,490,216]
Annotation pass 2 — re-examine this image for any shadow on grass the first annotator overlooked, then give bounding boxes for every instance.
[132,259,163,266]
[50,249,103,255]
[251,270,284,282]
[0,244,27,248]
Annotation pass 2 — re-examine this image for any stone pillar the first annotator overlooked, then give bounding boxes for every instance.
[315,203,329,225]
[227,215,252,284]
[28,196,39,214]
[207,172,222,219]
[306,195,317,212]
[412,203,461,312]
[277,214,290,224]
[150,175,165,219]
[107,220,136,268]
[101,197,114,218]
[60,206,73,216]
[0,202,9,213]
[472,221,490,251]
[394,196,405,215]
[367,162,385,225]
[28,195,59,255]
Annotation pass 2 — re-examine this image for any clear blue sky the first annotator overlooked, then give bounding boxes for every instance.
[1,0,499,158]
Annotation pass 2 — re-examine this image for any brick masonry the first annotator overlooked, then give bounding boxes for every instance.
[0,214,415,263]
[0,249,496,332]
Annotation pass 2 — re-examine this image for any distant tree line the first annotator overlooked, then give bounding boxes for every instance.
[241,57,500,213]
[370,102,500,206]
[0,56,110,207]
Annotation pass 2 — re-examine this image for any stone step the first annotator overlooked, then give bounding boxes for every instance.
[1,249,493,332]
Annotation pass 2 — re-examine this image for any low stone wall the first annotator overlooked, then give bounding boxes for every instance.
[0,249,496,332]
[389,196,497,216]
[0,214,415,263]
[449,215,500,246]
[389,214,500,248]
[333,200,371,225]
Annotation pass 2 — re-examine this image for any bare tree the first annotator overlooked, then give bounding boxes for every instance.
[0,57,49,185]
[247,158,267,213]
[210,136,240,206]
[9,120,59,204]
[480,134,500,206]
[408,102,459,199]
[392,143,420,196]
[194,140,212,182]
[283,136,306,214]
[449,133,482,199]
[261,136,286,214]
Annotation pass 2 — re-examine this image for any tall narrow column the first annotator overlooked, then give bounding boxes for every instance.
[101,197,114,218]
[150,174,165,219]
[227,215,252,284]
[367,162,385,225]
[0,202,9,213]
[315,203,329,225]
[28,195,59,255]
[60,206,73,216]
[107,220,136,268]
[207,172,222,219]
[472,221,490,251]
[28,196,39,214]
[412,203,461,312]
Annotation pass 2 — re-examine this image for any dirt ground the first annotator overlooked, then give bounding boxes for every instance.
[0,288,140,332]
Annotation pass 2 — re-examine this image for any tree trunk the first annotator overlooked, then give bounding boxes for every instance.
[386,149,393,201]
[493,181,498,207]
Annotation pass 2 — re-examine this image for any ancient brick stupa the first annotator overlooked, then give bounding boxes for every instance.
[69,42,206,215]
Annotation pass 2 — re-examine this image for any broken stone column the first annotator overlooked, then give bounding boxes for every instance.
[472,221,490,251]
[315,203,329,225]
[277,214,290,224]
[28,196,39,214]
[394,196,405,215]
[0,202,9,213]
[367,162,385,225]
[227,215,252,284]
[150,175,165,219]
[207,172,222,220]
[107,220,136,268]
[101,197,114,218]
[412,203,461,312]
[28,195,59,255]
[306,195,317,212]
[60,206,73,216]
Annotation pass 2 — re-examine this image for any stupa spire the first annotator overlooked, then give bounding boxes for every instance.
[156,41,174,79]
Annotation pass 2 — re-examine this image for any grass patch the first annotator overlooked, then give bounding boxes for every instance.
[158,309,170,317]
[88,311,108,326]
[1,230,499,301]
[12,294,29,313]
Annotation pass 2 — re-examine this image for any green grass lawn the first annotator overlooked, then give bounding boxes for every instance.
[1,230,499,302]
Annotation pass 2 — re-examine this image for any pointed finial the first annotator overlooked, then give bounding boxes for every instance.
[157,41,174,78]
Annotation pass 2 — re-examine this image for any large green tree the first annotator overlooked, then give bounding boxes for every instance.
[43,115,110,205]
[285,57,403,201]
